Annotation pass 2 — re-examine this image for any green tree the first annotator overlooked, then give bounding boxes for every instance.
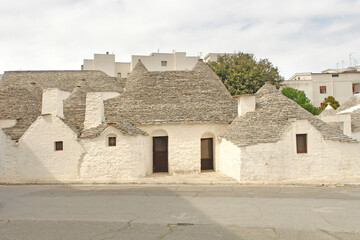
[319,96,340,112]
[207,52,284,95]
[281,87,319,115]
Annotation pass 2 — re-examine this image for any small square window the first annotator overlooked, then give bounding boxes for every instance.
[296,134,307,154]
[332,74,339,77]
[320,86,326,94]
[161,61,167,67]
[55,141,63,151]
[108,137,116,147]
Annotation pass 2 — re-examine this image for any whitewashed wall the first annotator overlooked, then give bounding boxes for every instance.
[219,138,241,180]
[1,115,84,183]
[80,127,150,182]
[234,120,360,182]
[138,123,229,174]
[0,129,6,179]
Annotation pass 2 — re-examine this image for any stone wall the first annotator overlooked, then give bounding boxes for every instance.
[237,119,360,182]
[219,138,241,180]
[138,123,229,174]
[80,127,150,182]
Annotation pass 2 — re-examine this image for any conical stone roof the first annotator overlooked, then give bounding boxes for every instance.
[105,60,237,125]
[221,83,357,147]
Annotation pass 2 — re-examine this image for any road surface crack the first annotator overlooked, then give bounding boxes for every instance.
[89,219,134,240]
[159,224,173,240]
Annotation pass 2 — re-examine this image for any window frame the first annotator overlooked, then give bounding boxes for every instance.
[296,134,307,154]
[319,86,327,94]
[55,141,63,151]
[108,136,117,147]
[161,61,167,67]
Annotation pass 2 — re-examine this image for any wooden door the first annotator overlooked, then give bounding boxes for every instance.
[201,138,213,170]
[153,136,168,172]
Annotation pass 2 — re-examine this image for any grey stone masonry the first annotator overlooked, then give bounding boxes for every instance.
[105,60,237,125]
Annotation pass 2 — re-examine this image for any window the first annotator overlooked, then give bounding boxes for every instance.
[296,134,307,153]
[55,141,63,151]
[117,73,121,78]
[332,74,339,77]
[108,137,116,147]
[320,86,326,94]
[161,61,167,67]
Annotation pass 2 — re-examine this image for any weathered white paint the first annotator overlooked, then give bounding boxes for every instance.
[84,92,120,130]
[41,88,70,118]
[319,113,352,137]
[222,119,360,182]
[138,123,229,174]
[0,120,16,128]
[235,95,255,116]
[80,127,150,181]
[1,115,84,183]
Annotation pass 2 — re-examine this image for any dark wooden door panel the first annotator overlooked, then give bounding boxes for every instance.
[153,137,168,172]
[201,138,213,170]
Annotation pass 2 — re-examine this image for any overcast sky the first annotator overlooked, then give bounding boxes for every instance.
[0,0,359,78]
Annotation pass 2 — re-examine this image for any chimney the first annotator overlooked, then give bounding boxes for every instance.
[41,88,70,118]
[234,94,256,116]
[84,92,120,130]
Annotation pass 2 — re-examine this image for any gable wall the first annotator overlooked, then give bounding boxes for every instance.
[138,123,229,174]
[237,120,360,182]
[1,115,84,183]
[80,127,150,182]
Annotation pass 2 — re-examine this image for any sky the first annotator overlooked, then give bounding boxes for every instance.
[0,0,359,79]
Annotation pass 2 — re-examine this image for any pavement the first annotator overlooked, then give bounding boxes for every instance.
[1,184,360,239]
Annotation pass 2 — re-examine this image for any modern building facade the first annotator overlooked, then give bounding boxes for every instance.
[283,67,360,107]
[82,52,200,78]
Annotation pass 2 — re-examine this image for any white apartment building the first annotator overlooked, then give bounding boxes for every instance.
[82,52,200,78]
[283,67,360,107]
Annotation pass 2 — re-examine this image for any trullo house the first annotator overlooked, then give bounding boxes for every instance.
[0,60,359,183]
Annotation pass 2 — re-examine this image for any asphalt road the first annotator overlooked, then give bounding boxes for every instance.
[0,184,360,239]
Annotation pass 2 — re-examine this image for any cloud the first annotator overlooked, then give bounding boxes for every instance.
[0,0,359,78]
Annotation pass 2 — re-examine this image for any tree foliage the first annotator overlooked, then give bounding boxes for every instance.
[207,52,284,95]
[281,87,320,115]
[319,96,340,112]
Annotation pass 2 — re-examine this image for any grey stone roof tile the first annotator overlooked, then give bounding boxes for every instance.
[105,60,237,125]
[221,83,357,147]
[80,122,147,138]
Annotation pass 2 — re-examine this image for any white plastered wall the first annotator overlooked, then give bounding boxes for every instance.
[80,127,150,182]
[138,123,229,174]
[1,115,84,183]
[236,119,360,182]
[218,138,241,180]
[0,129,6,179]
